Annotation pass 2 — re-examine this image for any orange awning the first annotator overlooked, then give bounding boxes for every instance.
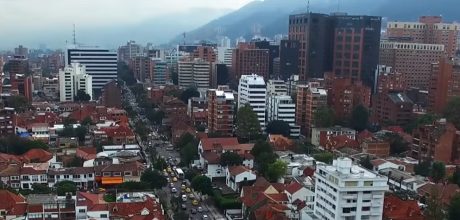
[101,177,123,185]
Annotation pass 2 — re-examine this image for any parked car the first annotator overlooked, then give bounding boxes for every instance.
[171,187,177,193]
[202,214,208,219]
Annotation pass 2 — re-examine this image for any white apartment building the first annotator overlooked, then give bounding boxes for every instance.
[267,95,300,137]
[66,45,118,89]
[238,74,266,130]
[59,63,93,102]
[178,58,212,89]
[217,47,233,66]
[311,158,388,220]
[267,79,288,96]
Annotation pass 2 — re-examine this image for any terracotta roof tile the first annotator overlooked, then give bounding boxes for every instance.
[417,183,460,206]
[21,149,53,163]
[228,166,251,176]
[0,190,27,216]
[383,194,424,220]
[200,138,239,151]
[285,181,303,194]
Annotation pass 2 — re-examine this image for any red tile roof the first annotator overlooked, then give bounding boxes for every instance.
[228,166,251,176]
[371,159,387,167]
[201,152,220,164]
[417,183,460,206]
[100,125,135,138]
[357,129,374,142]
[76,147,97,160]
[303,167,315,177]
[21,149,53,163]
[109,196,164,219]
[383,194,424,220]
[200,137,240,151]
[0,190,27,216]
[20,167,46,175]
[268,134,295,151]
[325,135,359,151]
[285,181,303,194]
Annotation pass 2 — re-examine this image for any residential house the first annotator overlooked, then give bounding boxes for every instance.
[98,125,136,145]
[383,194,424,220]
[20,166,48,190]
[0,190,27,219]
[26,194,75,220]
[379,168,427,192]
[226,166,257,193]
[278,153,315,177]
[311,126,357,147]
[268,134,296,151]
[48,167,95,190]
[417,183,460,207]
[371,159,406,172]
[94,161,145,187]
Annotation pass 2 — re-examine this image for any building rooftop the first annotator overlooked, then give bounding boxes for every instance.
[388,92,413,104]
[320,157,379,179]
[240,74,265,85]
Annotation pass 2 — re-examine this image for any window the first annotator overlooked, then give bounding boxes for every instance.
[78,209,85,213]
[124,171,132,176]
[362,206,370,211]
[345,181,358,187]
[64,175,69,179]
[103,172,111,176]
[113,172,121,176]
[73,175,80,179]
[100,214,108,218]
[363,181,373,186]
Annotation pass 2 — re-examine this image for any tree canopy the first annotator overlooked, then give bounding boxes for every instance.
[266,160,287,182]
[55,181,77,196]
[404,113,438,133]
[180,87,200,103]
[117,62,136,85]
[191,175,212,195]
[220,151,243,167]
[313,152,334,164]
[6,96,30,112]
[414,160,431,177]
[359,156,373,170]
[384,133,410,155]
[0,136,48,155]
[448,194,460,220]
[236,105,261,142]
[74,90,91,102]
[141,169,167,189]
[266,120,290,137]
[443,97,460,129]
[451,166,460,187]
[350,104,369,131]
[314,107,335,128]
[431,161,446,183]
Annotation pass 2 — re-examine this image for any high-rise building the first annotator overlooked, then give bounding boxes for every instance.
[191,46,217,63]
[295,82,327,137]
[207,86,234,137]
[372,92,414,125]
[129,56,150,82]
[65,46,118,90]
[289,13,334,80]
[178,58,212,90]
[10,74,33,102]
[149,59,169,85]
[428,58,460,114]
[289,13,381,88]
[379,41,444,90]
[102,80,122,108]
[279,39,299,80]
[118,41,142,64]
[266,79,288,96]
[267,95,300,138]
[231,43,269,81]
[217,47,233,67]
[387,16,460,57]
[6,55,29,75]
[220,36,231,48]
[324,73,371,121]
[238,74,266,130]
[59,63,92,102]
[375,66,406,94]
[14,45,28,58]
[253,40,279,77]
[312,157,388,220]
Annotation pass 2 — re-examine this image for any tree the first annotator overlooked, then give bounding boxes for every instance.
[196,124,206,132]
[75,126,88,143]
[384,133,410,155]
[220,152,243,166]
[451,166,460,187]
[118,181,149,191]
[0,136,48,155]
[180,87,199,103]
[359,156,373,170]
[266,160,287,182]
[74,90,91,102]
[31,183,51,194]
[191,175,212,195]
[404,113,438,133]
[444,97,460,129]
[256,152,277,175]
[67,157,84,167]
[236,105,261,142]
[251,141,273,158]
[141,169,167,189]
[153,157,168,170]
[146,110,164,125]
[117,62,136,85]
[81,116,93,126]
[415,160,431,177]
[314,107,335,128]
[55,181,77,196]
[174,211,189,220]
[185,169,200,181]
[6,96,30,112]
[431,161,446,183]
[313,152,334,164]
[176,133,196,149]
[266,120,290,137]
[448,194,460,220]
[180,142,198,165]
[424,187,446,220]
[350,104,369,131]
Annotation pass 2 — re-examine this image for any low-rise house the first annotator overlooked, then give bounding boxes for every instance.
[20,166,48,189]
[278,153,315,177]
[94,161,145,187]
[0,190,27,219]
[379,168,427,192]
[197,137,254,180]
[0,164,22,189]
[76,191,164,220]
[383,194,424,220]
[284,180,315,213]
[417,183,460,207]
[311,126,356,147]
[48,167,95,190]
[361,138,390,157]
[226,166,257,193]
[102,144,141,157]
[98,125,136,145]
[371,159,406,172]
[26,194,76,220]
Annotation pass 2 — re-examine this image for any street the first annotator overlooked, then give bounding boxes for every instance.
[122,83,226,220]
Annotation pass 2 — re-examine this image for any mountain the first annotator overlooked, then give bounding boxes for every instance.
[171,0,460,44]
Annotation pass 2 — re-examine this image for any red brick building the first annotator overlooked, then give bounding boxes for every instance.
[411,119,460,164]
[10,74,33,102]
[361,138,391,158]
[192,46,217,63]
[231,43,269,81]
[324,73,371,120]
[372,92,414,126]
[102,80,122,108]
[428,58,460,114]
[296,82,328,137]
[207,86,234,137]
[376,68,407,94]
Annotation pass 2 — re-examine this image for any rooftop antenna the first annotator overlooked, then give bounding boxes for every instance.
[72,24,77,45]
[337,0,341,12]
[182,32,186,45]
[306,0,310,13]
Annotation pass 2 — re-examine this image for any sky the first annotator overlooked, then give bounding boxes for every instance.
[0,0,255,50]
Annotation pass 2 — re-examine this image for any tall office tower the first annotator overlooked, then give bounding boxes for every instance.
[220,36,231,48]
[231,43,269,81]
[118,41,142,64]
[313,157,388,220]
[7,55,29,75]
[387,16,460,57]
[66,46,117,90]
[324,73,371,121]
[267,95,300,138]
[207,86,235,137]
[289,13,381,87]
[14,45,28,58]
[214,64,230,86]
[59,63,92,102]
[217,47,233,67]
[129,56,150,82]
[149,58,169,85]
[178,58,212,90]
[279,39,299,80]
[379,41,444,90]
[10,74,33,102]
[289,13,334,81]
[332,15,382,88]
[238,74,267,130]
[253,40,280,78]
[192,46,217,63]
[428,58,460,114]
[266,79,288,96]
[295,82,327,137]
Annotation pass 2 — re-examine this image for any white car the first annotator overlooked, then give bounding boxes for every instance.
[202,214,208,219]
[171,187,177,193]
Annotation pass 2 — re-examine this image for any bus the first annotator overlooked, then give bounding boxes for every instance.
[175,168,185,179]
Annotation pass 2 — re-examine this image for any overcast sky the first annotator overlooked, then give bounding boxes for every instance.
[0,0,255,50]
